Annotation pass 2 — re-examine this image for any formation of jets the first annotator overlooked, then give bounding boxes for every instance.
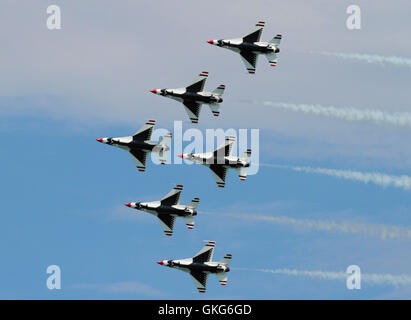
[96,21,282,293]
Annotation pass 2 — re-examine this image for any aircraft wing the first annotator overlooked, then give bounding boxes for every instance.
[161,184,183,206]
[190,271,209,293]
[240,50,259,74]
[193,241,215,263]
[213,136,235,158]
[157,214,176,236]
[185,71,208,93]
[183,101,202,124]
[242,21,265,43]
[129,149,149,172]
[209,164,228,188]
[266,52,278,67]
[133,119,156,141]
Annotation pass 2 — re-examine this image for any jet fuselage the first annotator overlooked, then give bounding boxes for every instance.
[183,153,250,169]
[158,89,223,104]
[100,137,158,152]
[216,39,279,54]
[162,259,230,274]
[131,201,197,217]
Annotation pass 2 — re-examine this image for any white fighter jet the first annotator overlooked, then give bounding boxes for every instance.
[207,21,282,74]
[124,184,199,236]
[178,136,251,188]
[157,241,232,293]
[150,71,225,123]
[96,119,171,172]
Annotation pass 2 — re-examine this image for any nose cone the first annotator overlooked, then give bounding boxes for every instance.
[150,89,157,94]
[124,203,132,207]
[177,153,184,158]
[96,138,103,143]
[156,260,164,265]
[207,40,214,44]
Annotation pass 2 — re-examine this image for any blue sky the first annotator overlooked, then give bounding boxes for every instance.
[1,1,411,299]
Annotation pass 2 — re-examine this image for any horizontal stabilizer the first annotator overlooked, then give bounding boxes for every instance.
[212,84,225,96]
[269,34,282,46]
[216,272,228,286]
[183,215,195,229]
[187,197,200,209]
[240,149,251,160]
[155,132,172,164]
[219,253,232,266]
[209,103,220,117]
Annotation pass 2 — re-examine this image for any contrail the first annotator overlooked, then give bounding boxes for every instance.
[315,51,411,68]
[260,101,411,129]
[235,268,411,287]
[213,212,411,241]
[262,163,411,191]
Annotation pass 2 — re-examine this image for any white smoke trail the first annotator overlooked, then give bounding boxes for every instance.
[262,163,411,191]
[218,212,411,241]
[260,101,411,129]
[241,268,411,287]
[316,51,411,68]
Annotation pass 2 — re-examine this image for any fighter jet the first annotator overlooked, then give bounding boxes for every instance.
[178,136,251,188]
[157,241,232,293]
[124,184,199,236]
[96,119,171,172]
[150,71,225,124]
[207,21,282,74]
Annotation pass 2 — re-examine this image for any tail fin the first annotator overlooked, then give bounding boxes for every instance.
[240,148,251,161]
[187,197,200,209]
[212,84,225,96]
[219,253,232,265]
[154,132,172,164]
[269,34,282,46]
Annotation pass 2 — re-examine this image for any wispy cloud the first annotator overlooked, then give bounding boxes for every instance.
[315,51,411,68]
[262,163,411,191]
[240,268,411,287]
[72,281,164,297]
[259,101,411,130]
[221,212,411,241]
[203,211,411,241]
